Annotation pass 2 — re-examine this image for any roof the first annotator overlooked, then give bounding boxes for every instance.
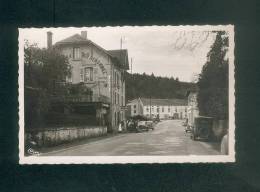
[107,49,129,70]
[126,98,140,105]
[55,34,108,54]
[55,34,89,45]
[55,34,129,69]
[140,98,187,106]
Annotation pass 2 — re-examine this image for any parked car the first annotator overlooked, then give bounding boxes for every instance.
[126,119,138,132]
[153,117,160,123]
[127,115,155,133]
[190,116,213,141]
[145,121,154,130]
[137,121,149,132]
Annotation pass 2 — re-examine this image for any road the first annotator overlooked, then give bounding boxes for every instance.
[42,120,220,156]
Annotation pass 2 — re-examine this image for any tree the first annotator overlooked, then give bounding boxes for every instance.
[197,31,229,120]
[24,41,71,128]
[125,72,196,101]
[24,40,71,93]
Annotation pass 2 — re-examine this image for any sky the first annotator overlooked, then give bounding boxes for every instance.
[20,26,218,82]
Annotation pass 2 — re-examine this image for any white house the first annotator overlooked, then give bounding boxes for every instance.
[127,97,187,119]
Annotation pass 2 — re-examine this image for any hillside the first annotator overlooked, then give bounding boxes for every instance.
[125,72,196,101]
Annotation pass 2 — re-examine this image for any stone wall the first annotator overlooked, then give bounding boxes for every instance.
[26,126,107,147]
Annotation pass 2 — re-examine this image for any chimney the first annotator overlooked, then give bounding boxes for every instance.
[47,31,53,49]
[81,31,87,39]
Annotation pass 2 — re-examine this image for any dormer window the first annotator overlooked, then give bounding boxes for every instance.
[73,47,80,59]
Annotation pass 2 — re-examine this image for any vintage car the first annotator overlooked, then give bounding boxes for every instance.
[190,116,213,141]
[145,121,154,130]
[126,119,138,132]
[135,120,154,132]
[127,115,155,133]
[137,121,150,132]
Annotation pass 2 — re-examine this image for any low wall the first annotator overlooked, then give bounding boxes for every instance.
[26,126,107,147]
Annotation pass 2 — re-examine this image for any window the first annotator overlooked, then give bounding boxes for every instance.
[157,107,159,113]
[134,110,136,114]
[80,67,93,83]
[134,105,136,109]
[162,107,164,112]
[84,67,93,82]
[73,47,80,59]
[146,107,149,112]
[168,107,170,113]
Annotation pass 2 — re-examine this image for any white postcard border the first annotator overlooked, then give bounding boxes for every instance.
[18,25,235,164]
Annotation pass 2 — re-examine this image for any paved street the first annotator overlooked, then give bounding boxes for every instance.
[42,120,220,156]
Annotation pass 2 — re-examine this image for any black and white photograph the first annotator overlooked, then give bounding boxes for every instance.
[18,25,235,164]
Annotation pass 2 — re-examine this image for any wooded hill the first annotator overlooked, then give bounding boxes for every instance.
[125,72,196,101]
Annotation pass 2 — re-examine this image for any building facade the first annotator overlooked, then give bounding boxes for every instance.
[186,91,199,128]
[50,31,129,132]
[126,98,143,118]
[127,98,188,119]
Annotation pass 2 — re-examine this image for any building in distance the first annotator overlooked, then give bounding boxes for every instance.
[127,97,188,119]
[186,90,199,128]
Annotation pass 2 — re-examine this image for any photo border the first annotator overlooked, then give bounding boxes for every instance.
[18,25,235,164]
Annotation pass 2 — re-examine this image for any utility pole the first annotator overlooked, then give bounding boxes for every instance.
[150,96,151,119]
[120,37,123,50]
[131,58,133,75]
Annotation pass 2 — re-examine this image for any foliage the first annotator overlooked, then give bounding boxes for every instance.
[24,41,71,129]
[24,40,71,93]
[125,72,195,101]
[197,31,229,120]
[25,87,49,129]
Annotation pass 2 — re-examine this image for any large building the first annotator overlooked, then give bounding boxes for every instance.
[127,98,188,119]
[50,31,129,132]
